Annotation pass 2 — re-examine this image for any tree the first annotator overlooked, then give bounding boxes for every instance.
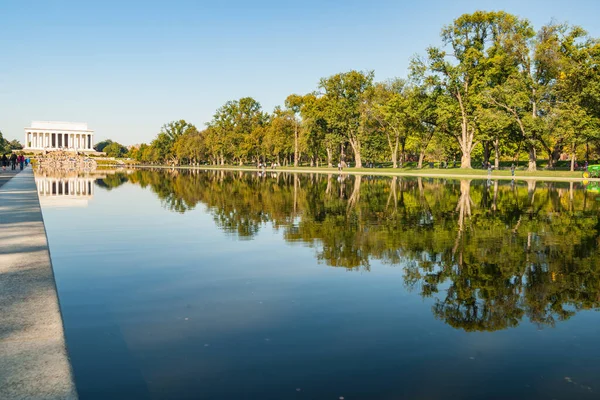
[300,94,334,167]
[285,94,303,166]
[8,140,23,151]
[94,139,113,152]
[424,11,530,168]
[0,131,8,154]
[366,79,409,168]
[173,130,207,165]
[319,70,374,168]
[263,107,294,165]
[208,98,266,165]
[103,142,128,158]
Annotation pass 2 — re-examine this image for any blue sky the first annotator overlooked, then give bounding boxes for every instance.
[2,0,599,145]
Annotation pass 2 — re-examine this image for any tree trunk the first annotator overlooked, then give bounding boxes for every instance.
[294,123,299,167]
[586,141,590,163]
[349,138,362,168]
[390,133,400,169]
[456,91,474,169]
[527,144,537,172]
[461,152,471,169]
[483,141,490,165]
[493,137,500,169]
[546,147,554,169]
[418,151,426,169]
[399,139,406,168]
[570,143,576,172]
[326,147,333,167]
[546,141,562,169]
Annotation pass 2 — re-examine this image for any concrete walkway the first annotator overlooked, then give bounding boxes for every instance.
[0,167,78,399]
[0,168,21,189]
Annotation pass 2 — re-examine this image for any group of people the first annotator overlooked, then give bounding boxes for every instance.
[257,162,278,170]
[1,153,29,171]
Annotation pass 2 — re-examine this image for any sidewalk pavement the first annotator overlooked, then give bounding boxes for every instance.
[0,166,78,399]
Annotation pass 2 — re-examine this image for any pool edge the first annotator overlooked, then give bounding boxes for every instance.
[0,167,78,400]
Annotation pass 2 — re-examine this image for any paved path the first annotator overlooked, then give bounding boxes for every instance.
[0,167,78,399]
[0,168,21,189]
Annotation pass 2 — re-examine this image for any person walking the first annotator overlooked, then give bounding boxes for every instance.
[510,163,515,177]
[487,162,492,177]
[25,157,30,167]
[18,154,25,170]
[10,153,17,170]
[1,154,7,171]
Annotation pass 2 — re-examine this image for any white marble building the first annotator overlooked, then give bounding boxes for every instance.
[24,121,94,152]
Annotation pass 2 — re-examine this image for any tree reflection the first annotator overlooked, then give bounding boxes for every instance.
[97,169,600,331]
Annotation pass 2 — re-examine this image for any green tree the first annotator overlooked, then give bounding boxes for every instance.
[8,139,23,151]
[366,79,408,168]
[94,139,114,152]
[103,142,128,157]
[285,94,303,166]
[319,70,374,168]
[423,11,528,168]
[208,98,266,165]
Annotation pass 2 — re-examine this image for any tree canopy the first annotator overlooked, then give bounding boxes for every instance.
[129,11,600,171]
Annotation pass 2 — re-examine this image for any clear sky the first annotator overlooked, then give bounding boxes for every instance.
[2,0,599,145]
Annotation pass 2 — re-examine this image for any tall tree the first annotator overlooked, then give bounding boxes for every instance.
[319,70,374,168]
[285,94,303,166]
[366,79,408,168]
[424,11,527,168]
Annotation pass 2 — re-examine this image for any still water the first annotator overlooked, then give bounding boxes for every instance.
[38,169,600,400]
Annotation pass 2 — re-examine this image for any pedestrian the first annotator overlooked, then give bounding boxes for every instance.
[1,154,7,171]
[10,153,17,170]
[487,162,492,177]
[18,154,24,170]
[337,162,341,172]
[510,163,515,177]
[26,157,30,167]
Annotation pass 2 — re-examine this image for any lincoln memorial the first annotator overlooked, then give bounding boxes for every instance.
[24,121,95,152]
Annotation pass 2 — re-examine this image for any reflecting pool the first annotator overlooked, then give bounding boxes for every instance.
[39,169,600,399]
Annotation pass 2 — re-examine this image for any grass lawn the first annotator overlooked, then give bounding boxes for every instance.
[136,163,590,180]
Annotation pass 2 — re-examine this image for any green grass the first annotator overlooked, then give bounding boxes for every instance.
[135,163,590,180]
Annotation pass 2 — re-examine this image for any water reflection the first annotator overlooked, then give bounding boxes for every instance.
[93,169,600,332]
[35,171,96,208]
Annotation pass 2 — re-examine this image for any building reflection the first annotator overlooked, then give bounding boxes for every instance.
[35,174,95,208]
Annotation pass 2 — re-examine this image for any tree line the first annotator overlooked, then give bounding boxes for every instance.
[0,131,23,154]
[122,11,599,171]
